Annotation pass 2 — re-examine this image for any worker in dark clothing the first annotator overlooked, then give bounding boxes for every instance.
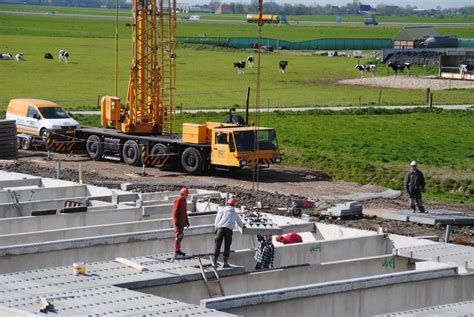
[172,187,190,257]
[213,198,243,268]
[404,161,426,213]
[254,235,275,270]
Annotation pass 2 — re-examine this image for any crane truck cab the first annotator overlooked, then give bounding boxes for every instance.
[6,99,80,140]
[183,122,282,170]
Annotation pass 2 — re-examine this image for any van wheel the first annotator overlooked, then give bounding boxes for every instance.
[181,147,202,174]
[122,140,141,166]
[21,137,31,150]
[86,135,103,160]
[40,128,49,140]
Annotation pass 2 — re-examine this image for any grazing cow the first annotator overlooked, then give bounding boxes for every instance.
[247,56,254,68]
[364,64,376,77]
[59,50,69,63]
[388,62,411,76]
[233,60,245,74]
[279,60,288,73]
[0,53,12,60]
[354,64,376,77]
[15,53,24,61]
[459,64,473,79]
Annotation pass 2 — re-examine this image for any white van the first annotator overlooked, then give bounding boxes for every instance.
[189,15,200,21]
[6,99,80,139]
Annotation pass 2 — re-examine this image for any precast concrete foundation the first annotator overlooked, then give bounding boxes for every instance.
[0,171,472,316]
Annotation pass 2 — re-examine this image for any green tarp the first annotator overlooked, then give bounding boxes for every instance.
[177,37,393,50]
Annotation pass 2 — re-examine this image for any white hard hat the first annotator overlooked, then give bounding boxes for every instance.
[410,160,417,166]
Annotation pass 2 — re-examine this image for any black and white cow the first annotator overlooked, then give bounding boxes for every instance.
[233,60,245,74]
[388,62,411,76]
[44,52,53,59]
[59,50,69,63]
[279,60,288,73]
[459,64,473,79]
[355,64,376,77]
[247,56,254,68]
[0,53,12,60]
[15,53,24,61]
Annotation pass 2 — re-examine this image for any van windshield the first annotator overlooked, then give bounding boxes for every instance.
[39,107,70,119]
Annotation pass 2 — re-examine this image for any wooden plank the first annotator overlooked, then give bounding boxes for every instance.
[115,257,149,272]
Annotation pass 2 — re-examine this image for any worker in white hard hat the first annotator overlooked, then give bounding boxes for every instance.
[212,197,244,268]
[404,161,426,213]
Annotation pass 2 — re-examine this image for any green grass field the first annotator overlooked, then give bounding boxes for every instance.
[1,31,472,111]
[73,109,474,204]
[2,5,473,24]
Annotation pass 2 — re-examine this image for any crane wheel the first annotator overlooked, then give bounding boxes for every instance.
[181,147,202,174]
[150,143,168,168]
[122,140,141,166]
[86,135,103,160]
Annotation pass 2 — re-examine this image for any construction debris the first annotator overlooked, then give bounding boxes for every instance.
[39,297,54,313]
[322,201,363,217]
[115,257,149,272]
[238,211,283,235]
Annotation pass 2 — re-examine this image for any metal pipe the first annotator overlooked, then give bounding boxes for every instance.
[245,87,250,125]
[56,161,61,179]
[444,224,451,243]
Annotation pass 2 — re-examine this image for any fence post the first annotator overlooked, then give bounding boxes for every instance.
[378,89,382,105]
[426,88,431,104]
[428,93,433,109]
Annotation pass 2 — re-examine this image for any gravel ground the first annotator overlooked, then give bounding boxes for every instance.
[338,76,474,90]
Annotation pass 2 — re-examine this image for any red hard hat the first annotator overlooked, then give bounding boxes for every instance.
[180,187,189,195]
[227,198,237,206]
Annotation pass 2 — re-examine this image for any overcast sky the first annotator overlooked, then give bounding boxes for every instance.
[187,1,473,9]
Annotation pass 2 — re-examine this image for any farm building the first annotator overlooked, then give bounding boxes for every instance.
[215,4,233,14]
[393,26,440,49]
[439,52,474,80]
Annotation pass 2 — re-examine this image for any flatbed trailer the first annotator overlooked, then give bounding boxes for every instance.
[73,127,212,174]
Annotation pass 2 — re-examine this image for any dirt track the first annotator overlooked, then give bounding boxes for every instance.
[5,150,473,246]
[338,76,474,90]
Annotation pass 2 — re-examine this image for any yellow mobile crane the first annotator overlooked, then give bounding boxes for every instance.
[73,0,282,173]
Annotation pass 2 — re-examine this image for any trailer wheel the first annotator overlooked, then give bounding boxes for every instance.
[16,137,21,149]
[86,135,103,160]
[21,137,31,150]
[181,147,202,174]
[150,143,168,168]
[122,140,141,166]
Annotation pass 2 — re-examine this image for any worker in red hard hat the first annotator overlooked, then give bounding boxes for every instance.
[213,197,244,268]
[275,232,303,245]
[172,187,190,257]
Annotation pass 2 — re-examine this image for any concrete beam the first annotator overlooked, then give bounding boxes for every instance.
[144,255,412,305]
[0,178,42,190]
[201,267,459,310]
[0,185,88,203]
[0,214,217,246]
